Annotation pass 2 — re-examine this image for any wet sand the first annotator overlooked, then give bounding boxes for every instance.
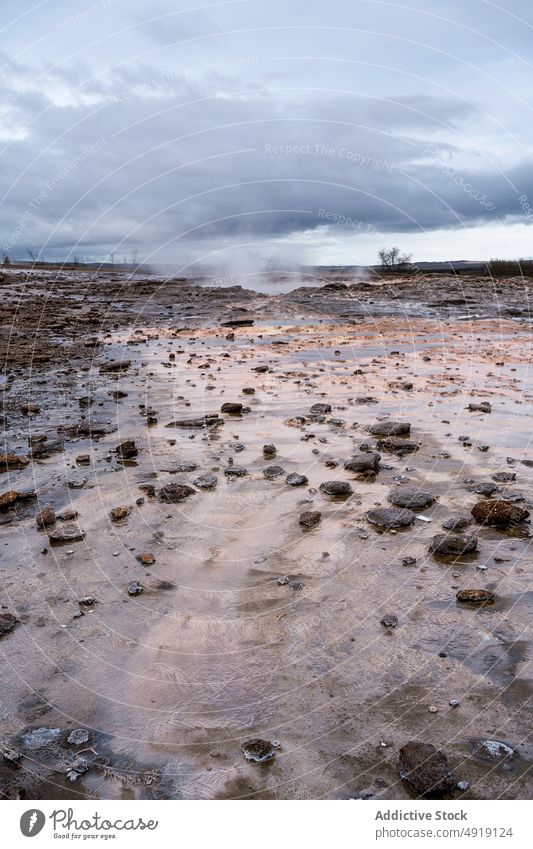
[0,267,532,799]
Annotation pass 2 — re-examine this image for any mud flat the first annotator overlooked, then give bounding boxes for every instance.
[0,267,532,799]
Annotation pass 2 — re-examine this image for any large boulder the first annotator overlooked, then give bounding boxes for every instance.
[344,451,381,474]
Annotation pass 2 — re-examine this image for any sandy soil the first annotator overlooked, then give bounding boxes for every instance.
[0,267,531,799]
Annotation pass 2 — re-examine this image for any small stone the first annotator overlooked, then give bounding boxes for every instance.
[224,467,248,477]
[299,511,321,528]
[48,526,85,544]
[263,465,285,479]
[380,614,398,628]
[367,507,416,529]
[221,402,243,414]
[310,403,331,414]
[457,780,469,791]
[136,553,155,566]
[442,515,472,532]
[0,452,29,471]
[467,402,491,413]
[428,706,438,713]
[456,588,495,605]
[263,444,276,456]
[276,576,290,585]
[110,506,130,522]
[344,451,381,474]
[319,480,353,497]
[429,534,478,556]
[0,490,19,510]
[127,580,144,596]
[35,507,56,528]
[449,699,460,708]
[193,473,217,489]
[158,483,196,502]
[286,473,308,486]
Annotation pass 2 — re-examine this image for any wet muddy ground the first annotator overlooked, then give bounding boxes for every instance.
[0,267,532,799]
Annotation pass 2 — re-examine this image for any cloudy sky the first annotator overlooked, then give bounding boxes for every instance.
[2,0,533,268]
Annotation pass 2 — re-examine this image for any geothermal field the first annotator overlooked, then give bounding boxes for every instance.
[0,266,531,800]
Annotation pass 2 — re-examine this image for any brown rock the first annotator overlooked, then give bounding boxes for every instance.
[136,552,155,565]
[456,589,495,605]
[0,453,29,471]
[398,741,455,797]
[110,506,130,522]
[158,483,196,503]
[115,440,138,459]
[36,507,56,528]
[221,402,243,414]
[0,490,18,510]
[299,511,321,528]
[471,500,529,527]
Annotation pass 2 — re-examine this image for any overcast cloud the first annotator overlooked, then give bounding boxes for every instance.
[2,0,533,267]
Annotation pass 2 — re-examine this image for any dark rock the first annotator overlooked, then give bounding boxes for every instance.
[224,467,248,477]
[21,403,40,415]
[492,472,516,483]
[193,473,218,489]
[319,480,353,497]
[299,511,321,528]
[136,553,155,565]
[158,483,196,502]
[389,486,435,509]
[0,612,18,638]
[344,451,381,474]
[241,738,275,763]
[252,365,269,373]
[369,420,411,437]
[127,580,144,596]
[398,741,455,797]
[242,387,255,395]
[36,507,56,528]
[442,515,472,532]
[99,359,131,373]
[367,507,416,529]
[471,482,499,497]
[115,440,138,459]
[221,402,243,414]
[429,534,478,556]
[165,414,223,429]
[468,402,491,413]
[471,500,529,527]
[48,526,85,543]
[0,490,19,510]
[110,506,130,522]
[263,444,276,456]
[67,729,90,745]
[456,589,495,605]
[310,403,331,414]
[286,473,308,486]
[381,614,398,628]
[376,437,419,455]
[263,465,285,479]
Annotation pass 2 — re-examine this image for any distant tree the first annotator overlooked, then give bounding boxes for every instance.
[378,246,412,272]
[27,249,38,262]
[2,254,11,265]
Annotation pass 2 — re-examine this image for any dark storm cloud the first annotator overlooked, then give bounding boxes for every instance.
[1,1,533,262]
